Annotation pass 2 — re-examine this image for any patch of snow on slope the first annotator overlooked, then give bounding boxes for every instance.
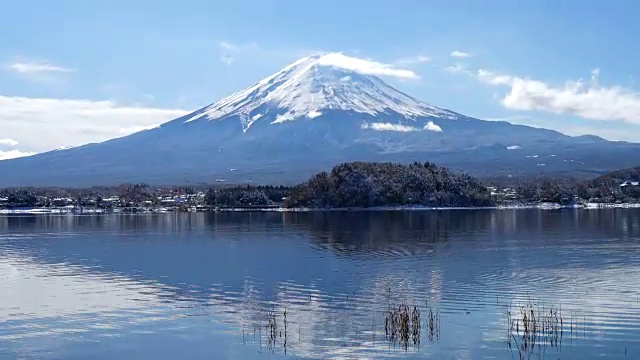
[186,53,459,130]
[424,121,443,132]
[507,145,521,150]
[272,113,296,124]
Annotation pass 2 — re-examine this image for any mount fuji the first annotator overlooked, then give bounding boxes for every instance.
[2,53,640,187]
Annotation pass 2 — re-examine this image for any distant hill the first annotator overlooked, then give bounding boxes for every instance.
[591,166,640,184]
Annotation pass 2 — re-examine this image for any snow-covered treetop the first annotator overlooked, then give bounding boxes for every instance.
[185,53,459,130]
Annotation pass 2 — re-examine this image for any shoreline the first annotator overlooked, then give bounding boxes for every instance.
[2,203,640,215]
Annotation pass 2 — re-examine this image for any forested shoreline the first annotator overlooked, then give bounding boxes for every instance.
[2,162,640,210]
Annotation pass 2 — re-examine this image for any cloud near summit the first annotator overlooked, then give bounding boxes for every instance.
[317,53,419,79]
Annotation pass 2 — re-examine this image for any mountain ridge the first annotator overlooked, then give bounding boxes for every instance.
[1,53,639,187]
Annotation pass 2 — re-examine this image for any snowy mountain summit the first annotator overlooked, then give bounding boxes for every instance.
[183,53,458,132]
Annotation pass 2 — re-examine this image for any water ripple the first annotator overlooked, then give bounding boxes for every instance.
[0,210,639,359]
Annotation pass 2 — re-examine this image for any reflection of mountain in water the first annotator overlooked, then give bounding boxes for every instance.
[1,210,639,303]
[1,210,640,359]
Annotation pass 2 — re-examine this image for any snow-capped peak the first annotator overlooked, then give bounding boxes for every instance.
[185,53,458,130]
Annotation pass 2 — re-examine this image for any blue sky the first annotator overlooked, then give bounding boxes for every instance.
[2,0,640,158]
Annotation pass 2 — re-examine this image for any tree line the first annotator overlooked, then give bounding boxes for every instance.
[487,165,640,204]
[2,163,640,209]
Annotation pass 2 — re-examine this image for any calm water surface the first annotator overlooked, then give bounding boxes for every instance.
[0,210,639,359]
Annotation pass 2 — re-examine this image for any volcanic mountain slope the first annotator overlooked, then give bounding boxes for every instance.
[1,53,639,187]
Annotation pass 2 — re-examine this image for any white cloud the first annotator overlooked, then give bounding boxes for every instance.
[0,95,188,153]
[6,61,75,74]
[317,53,419,79]
[451,51,471,58]
[218,41,259,65]
[0,138,19,147]
[361,122,419,132]
[477,69,513,85]
[394,55,431,66]
[0,149,35,161]
[444,64,468,74]
[591,68,600,85]
[475,68,640,124]
[219,41,236,52]
[424,121,443,132]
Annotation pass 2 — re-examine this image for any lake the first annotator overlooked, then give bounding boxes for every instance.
[0,210,639,359]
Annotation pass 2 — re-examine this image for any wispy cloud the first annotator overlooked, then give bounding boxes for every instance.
[450,51,471,58]
[318,53,419,79]
[476,69,513,85]
[444,64,468,74]
[6,61,75,74]
[474,68,640,125]
[393,55,431,66]
[591,68,600,85]
[0,138,19,147]
[0,95,189,154]
[218,41,259,66]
